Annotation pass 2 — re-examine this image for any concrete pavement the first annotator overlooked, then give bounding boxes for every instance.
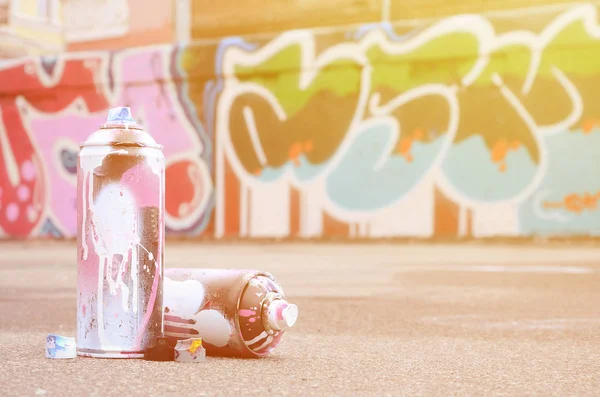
[0,241,599,396]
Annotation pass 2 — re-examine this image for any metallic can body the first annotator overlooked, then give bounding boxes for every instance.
[76,123,165,358]
[163,269,288,358]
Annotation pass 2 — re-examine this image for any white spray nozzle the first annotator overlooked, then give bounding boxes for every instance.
[107,106,135,123]
[266,299,299,331]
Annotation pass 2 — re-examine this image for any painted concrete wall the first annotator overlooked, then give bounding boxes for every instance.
[64,0,174,52]
[1,3,599,239]
[0,0,63,57]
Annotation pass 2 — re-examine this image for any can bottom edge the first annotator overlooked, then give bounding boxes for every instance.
[77,348,144,359]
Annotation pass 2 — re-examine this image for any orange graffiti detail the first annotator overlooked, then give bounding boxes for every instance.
[412,128,425,140]
[582,119,596,134]
[288,140,315,167]
[491,140,508,172]
[491,140,508,162]
[288,142,304,167]
[490,139,522,173]
[394,129,428,162]
[543,192,600,213]
[397,137,413,162]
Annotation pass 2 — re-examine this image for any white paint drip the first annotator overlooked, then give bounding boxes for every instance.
[81,171,89,260]
[93,183,137,312]
[192,310,231,347]
[80,149,158,347]
[240,184,248,238]
[130,232,138,314]
[163,278,232,347]
[457,205,468,237]
[138,245,154,261]
[242,106,268,166]
[86,171,96,261]
[80,146,111,262]
[96,255,109,346]
[163,277,205,315]
[146,155,163,177]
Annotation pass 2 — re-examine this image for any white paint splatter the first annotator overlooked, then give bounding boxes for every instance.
[146,155,163,177]
[192,310,232,348]
[79,147,159,348]
[79,147,111,261]
[93,183,138,311]
[163,277,205,317]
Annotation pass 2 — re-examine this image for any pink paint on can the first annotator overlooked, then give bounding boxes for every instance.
[76,107,165,359]
[163,269,299,358]
[238,309,256,317]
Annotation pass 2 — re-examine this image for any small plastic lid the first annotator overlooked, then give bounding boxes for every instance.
[45,334,76,359]
[107,106,136,123]
[101,106,142,130]
[266,300,299,331]
[81,106,162,149]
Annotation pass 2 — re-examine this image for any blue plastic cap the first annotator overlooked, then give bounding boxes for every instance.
[107,106,135,123]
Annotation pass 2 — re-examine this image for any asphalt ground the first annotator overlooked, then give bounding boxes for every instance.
[0,241,599,396]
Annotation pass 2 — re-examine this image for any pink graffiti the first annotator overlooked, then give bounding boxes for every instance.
[24,48,211,236]
[0,56,109,236]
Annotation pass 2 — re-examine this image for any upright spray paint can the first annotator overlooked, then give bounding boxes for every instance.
[163,269,299,357]
[76,107,165,358]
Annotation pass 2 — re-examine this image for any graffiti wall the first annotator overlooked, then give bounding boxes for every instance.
[1,3,600,239]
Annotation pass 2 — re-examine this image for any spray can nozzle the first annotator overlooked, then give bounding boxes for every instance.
[266,300,299,331]
[98,106,145,133]
[107,106,135,123]
[261,292,299,333]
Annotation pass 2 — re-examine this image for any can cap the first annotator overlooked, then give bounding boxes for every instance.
[266,300,298,331]
[174,338,206,362]
[45,334,76,359]
[81,106,163,149]
[107,106,136,124]
[101,106,143,130]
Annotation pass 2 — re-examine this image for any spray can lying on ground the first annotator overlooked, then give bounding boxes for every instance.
[163,269,299,357]
[76,107,165,358]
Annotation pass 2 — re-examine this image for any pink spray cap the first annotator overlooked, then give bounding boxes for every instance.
[265,299,299,331]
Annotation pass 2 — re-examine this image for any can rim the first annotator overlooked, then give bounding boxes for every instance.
[80,124,164,150]
[79,141,164,150]
[100,122,144,130]
[235,271,282,357]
